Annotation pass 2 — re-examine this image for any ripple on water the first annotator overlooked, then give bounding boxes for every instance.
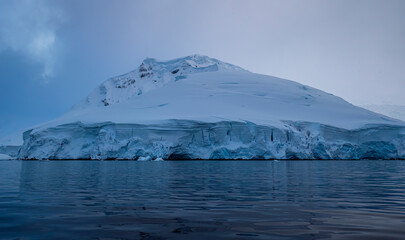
[0,160,405,239]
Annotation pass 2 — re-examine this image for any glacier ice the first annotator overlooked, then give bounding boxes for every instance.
[12,54,405,160]
[0,153,12,160]
[18,120,405,160]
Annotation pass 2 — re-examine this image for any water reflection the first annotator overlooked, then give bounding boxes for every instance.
[0,160,404,239]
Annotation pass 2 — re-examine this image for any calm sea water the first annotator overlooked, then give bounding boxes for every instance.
[1,160,405,239]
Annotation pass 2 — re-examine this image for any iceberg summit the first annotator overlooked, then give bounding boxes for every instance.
[16,55,405,159]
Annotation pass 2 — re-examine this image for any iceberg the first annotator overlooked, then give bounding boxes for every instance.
[14,55,405,160]
[0,153,12,160]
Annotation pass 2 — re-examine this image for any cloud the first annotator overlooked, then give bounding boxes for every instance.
[0,0,65,80]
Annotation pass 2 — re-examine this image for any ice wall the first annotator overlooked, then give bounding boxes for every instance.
[18,120,405,160]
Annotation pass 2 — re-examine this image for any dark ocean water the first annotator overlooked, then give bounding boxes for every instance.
[1,160,405,240]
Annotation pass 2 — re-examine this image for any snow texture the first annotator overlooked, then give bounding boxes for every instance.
[362,105,405,122]
[15,54,405,160]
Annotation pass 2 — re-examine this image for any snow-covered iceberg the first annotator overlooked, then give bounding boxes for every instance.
[0,132,22,159]
[17,55,405,159]
[0,153,12,160]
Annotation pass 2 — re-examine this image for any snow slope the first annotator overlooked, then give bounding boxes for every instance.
[18,55,405,159]
[362,105,405,122]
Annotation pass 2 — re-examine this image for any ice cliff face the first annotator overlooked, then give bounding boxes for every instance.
[17,55,405,160]
[19,121,405,160]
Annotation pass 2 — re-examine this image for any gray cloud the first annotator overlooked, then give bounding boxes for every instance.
[0,0,65,80]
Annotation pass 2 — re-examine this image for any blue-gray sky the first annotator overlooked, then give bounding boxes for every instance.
[0,0,404,137]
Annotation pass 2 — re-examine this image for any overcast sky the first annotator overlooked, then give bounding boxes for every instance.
[0,0,404,137]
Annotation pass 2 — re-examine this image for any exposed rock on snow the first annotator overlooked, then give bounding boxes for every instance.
[17,55,405,160]
[73,54,247,110]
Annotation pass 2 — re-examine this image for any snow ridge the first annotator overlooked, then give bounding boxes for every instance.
[73,54,247,109]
